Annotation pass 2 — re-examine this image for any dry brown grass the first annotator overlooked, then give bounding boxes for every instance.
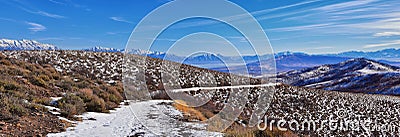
[171,98,299,136]
[0,52,123,118]
[224,126,299,137]
[172,100,207,121]
[79,88,93,97]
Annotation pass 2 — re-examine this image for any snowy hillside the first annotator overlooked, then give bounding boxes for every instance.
[0,39,57,50]
[2,50,122,83]
[2,50,261,90]
[276,58,400,95]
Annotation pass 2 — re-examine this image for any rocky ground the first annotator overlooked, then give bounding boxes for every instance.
[267,85,400,136]
[0,114,68,136]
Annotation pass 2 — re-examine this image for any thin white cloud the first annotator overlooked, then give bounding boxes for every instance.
[315,0,378,12]
[310,46,334,50]
[267,23,333,32]
[109,17,133,24]
[282,1,394,22]
[37,37,64,41]
[156,0,323,30]
[139,0,381,32]
[55,0,90,11]
[48,0,65,5]
[301,46,334,53]
[168,0,388,33]
[106,32,119,35]
[36,11,65,18]
[374,32,400,37]
[364,40,400,48]
[252,0,322,14]
[330,7,381,15]
[0,17,17,22]
[106,31,130,35]
[2,0,66,19]
[21,8,66,19]
[265,0,400,39]
[349,18,400,32]
[156,0,174,3]
[26,22,46,32]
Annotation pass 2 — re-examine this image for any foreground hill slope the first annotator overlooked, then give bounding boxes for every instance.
[276,58,400,95]
[0,53,68,136]
[1,50,399,136]
[0,52,124,136]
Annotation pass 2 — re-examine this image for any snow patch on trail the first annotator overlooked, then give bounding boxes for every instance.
[47,100,223,137]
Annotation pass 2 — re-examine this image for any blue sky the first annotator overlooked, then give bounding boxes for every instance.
[0,0,399,55]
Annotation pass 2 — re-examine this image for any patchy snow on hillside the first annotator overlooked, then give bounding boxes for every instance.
[276,58,400,94]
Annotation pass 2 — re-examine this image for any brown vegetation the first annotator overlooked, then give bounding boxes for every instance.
[0,52,124,135]
[224,127,298,137]
[173,100,207,121]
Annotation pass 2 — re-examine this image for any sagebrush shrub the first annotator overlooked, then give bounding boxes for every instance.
[58,94,85,117]
[29,76,47,87]
[85,95,107,113]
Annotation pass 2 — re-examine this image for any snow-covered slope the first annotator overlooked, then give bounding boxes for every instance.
[0,39,57,50]
[2,50,261,90]
[276,58,400,95]
[2,50,122,83]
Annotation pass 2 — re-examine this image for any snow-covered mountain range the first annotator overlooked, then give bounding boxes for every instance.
[276,58,400,95]
[126,49,400,77]
[83,47,400,64]
[0,39,57,50]
[212,52,353,76]
[83,46,124,52]
[2,38,399,76]
[326,48,400,61]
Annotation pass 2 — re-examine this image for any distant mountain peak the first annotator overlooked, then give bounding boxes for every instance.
[275,51,308,57]
[341,57,371,64]
[330,48,400,60]
[127,49,164,55]
[185,53,223,63]
[340,58,399,73]
[192,53,219,57]
[0,38,57,50]
[84,46,124,52]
